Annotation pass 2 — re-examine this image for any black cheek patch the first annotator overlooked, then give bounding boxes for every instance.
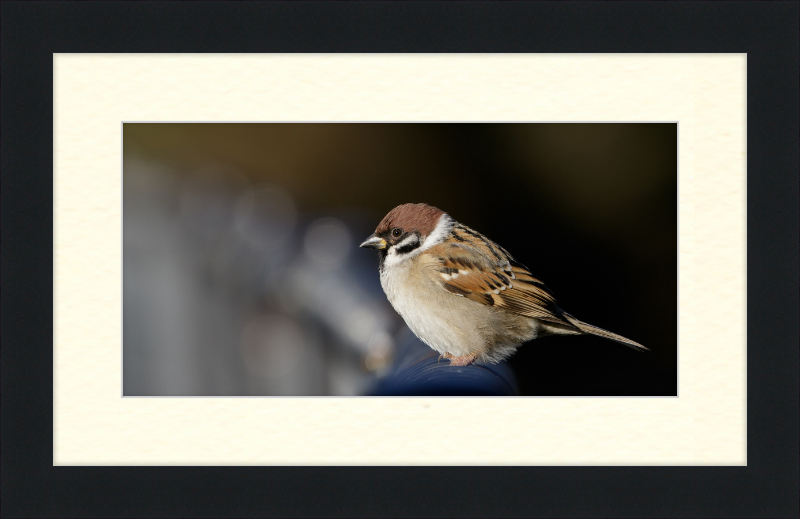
[395,241,421,255]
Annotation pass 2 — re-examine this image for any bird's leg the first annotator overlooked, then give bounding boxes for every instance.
[439,352,453,364]
[447,352,478,366]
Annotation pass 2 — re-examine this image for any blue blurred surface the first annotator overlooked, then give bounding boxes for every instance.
[369,331,518,396]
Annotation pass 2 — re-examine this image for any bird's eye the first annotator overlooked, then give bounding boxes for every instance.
[391,228,403,238]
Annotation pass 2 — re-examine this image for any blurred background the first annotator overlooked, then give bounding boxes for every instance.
[123,123,677,396]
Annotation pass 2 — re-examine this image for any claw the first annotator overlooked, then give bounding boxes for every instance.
[438,352,455,365]
[447,352,478,366]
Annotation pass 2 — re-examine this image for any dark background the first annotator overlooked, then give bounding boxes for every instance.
[3,1,796,518]
[124,123,676,396]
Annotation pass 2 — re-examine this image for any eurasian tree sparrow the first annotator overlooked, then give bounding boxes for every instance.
[360,203,647,366]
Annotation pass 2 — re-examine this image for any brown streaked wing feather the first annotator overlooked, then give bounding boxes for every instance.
[427,235,572,327]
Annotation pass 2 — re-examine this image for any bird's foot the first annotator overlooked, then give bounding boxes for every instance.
[446,352,478,366]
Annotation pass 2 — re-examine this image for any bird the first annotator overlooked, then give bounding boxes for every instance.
[359,203,647,366]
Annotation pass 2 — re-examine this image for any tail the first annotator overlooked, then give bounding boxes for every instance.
[562,314,649,351]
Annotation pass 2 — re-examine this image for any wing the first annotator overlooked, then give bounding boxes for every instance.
[426,228,573,327]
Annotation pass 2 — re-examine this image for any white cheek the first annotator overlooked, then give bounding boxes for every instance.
[383,235,422,268]
[419,214,453,252]
[383,247,403,268]
[395,234,419,249]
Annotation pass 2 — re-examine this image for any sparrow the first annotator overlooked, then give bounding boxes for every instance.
[360,203,647,366]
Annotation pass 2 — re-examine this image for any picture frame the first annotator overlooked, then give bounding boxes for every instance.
[3,1,797,517]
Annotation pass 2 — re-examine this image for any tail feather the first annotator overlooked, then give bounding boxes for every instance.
[562,314,648,351]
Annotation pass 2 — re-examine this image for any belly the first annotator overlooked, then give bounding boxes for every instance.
[380,262,534,358]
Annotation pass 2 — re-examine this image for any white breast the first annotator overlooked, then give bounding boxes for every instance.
[379,255,491,358]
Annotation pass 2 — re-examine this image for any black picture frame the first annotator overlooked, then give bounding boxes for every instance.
[2,1,797,517]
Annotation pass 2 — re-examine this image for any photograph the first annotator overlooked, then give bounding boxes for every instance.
[123,122,677,397]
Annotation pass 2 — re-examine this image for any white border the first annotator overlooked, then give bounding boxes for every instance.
[54,54,745,465]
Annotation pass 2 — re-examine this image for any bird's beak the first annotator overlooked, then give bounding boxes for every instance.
[360,234,387,250]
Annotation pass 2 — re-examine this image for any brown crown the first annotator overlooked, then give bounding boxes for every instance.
[375,203,446,237]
